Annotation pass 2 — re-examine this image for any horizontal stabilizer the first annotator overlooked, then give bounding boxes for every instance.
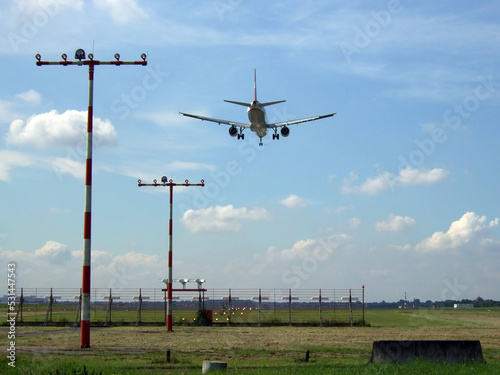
[261,100,286,107]
[224,100,251,107]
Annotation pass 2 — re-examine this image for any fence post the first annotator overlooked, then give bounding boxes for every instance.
[44,288,53,326]
[319,289,322,327]
[333,289,336,322]
[16,288,24,323]
[288,289,292,327]
[227,288,231,327]
[362,285,365,326]
[74,289,82,327]
[258,288,262,327]
[135,288,142,326]
[105,288,112,326]
[349,289,353,327]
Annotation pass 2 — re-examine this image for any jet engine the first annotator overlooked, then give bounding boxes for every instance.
[229,126,238,137]
[280,126,290,137]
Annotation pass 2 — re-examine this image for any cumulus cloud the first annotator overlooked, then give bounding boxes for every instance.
[180,205,270,233]
[267,234,351,261]
[278,194,307,208]
[93,0,147,23]
[34,240,72,264]
[375,214,416,232]
[16,89,41,104]
[5,109,117,149]
[342,167,449,195]
[415,212,499,253]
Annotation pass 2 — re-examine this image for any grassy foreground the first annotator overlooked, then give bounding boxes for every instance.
[2,308,500,374]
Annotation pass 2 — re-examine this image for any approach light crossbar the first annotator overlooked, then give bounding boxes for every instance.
[36,50,147,67]
[138,177,204,187]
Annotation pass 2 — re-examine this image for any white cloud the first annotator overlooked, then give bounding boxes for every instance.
[180,205,270,233]
[375,214,416,232]
[34,240,71,264]
[397,167,449,186]
[93,0,147,24]
[415,212,499,253]
[278,194,307,208]
[50,157,85,180]
[266,234,351,262]
[342,167,449,195]
[16,89,41,104]
[349,217,362,229]
[5,109,117,149]
[0,150,34,181]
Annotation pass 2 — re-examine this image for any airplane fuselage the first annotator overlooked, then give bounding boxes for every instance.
[248,100,268,138]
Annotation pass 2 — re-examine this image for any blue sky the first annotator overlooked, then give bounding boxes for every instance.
[1,0,499,302]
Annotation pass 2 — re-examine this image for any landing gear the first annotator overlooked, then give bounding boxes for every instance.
[272,128,280,140]
[237,127,245,140]
[259,137,263,146]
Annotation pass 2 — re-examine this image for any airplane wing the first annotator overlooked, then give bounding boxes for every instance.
[180,112,250,128]
[268,113,336,128]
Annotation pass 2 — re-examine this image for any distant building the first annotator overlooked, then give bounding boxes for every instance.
[454,303,474,309]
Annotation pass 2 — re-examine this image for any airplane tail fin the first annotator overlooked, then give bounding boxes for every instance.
[224,69,285,107]
[254,68,257,101]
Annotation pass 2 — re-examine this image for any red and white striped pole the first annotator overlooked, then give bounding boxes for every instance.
[138,177,204,331]
[81,63,94,347]
[36,50,147,348]
[167,183,173,331]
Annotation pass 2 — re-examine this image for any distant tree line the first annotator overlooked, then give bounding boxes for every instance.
[367,296,500,309]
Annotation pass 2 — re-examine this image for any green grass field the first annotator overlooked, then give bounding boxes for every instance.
[2,307,499,374]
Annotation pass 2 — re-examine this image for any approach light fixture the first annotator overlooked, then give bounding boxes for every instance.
[137,179,141,185]
[169,179,173,183]
[141,53,147,61]
[35,53,41,61]
[195,279,206,289]
[161,176,168,183]
[185,179,189,185]
[88,53,94,60]
[153,179,157,184]
[201,179,204,184]
[61,53,67,61]
[114,53,120,61]
[75,48,85,60]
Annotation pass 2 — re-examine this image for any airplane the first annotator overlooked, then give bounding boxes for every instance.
[180,69,336,146]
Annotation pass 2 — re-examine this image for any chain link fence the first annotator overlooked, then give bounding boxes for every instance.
[8,287,365,327]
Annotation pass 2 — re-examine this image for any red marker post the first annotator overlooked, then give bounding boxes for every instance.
[36,50,147,348]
